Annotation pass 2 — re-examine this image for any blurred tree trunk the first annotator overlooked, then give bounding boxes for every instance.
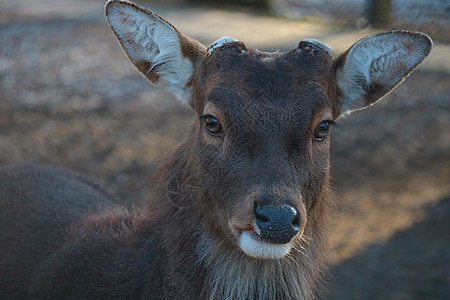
[369,0,392,27]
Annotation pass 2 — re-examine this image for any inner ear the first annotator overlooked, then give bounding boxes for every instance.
[333,31,432,116]
[105,0,206,105]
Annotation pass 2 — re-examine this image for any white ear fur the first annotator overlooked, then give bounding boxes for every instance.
[105,0,205,104]
[335,31,432,116]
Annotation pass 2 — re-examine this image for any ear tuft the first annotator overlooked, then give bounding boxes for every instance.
[334,30,432,116]
[105,0,205,105]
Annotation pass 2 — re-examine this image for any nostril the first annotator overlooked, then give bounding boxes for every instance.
[254,202,271,223]
[255,209,270,223]
[291,213,300,229]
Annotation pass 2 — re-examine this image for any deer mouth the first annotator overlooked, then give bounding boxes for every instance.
[228,202,302,259]
[247,229,264,242]
[237,226,294,260]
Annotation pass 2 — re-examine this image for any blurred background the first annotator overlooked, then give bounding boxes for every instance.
[0,0,448,298]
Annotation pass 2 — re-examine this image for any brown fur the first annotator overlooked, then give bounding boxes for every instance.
[0,2,432,298]
[0,45,339,300]
[139,43,338,299]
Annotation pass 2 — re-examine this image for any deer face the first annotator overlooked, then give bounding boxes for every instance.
[105,0,432,259]
[190,41,337,258]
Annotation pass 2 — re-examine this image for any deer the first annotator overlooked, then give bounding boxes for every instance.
[0,0,432,299]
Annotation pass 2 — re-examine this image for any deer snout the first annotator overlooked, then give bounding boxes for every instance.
[254,204,300,244]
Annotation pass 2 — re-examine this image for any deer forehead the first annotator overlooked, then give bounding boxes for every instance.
[202,44,334,82]
[196,43,336,114]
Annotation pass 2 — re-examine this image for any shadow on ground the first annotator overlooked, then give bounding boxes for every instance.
[322,196,450,300]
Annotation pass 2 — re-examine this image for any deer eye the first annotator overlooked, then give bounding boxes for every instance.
[201,115,221,135]
[314,120,334,141]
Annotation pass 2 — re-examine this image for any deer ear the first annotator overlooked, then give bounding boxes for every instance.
[105,0,206,104]
[333,31,432,116]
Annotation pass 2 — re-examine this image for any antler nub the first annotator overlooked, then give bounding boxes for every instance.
[207,36,239,56]
[298,39,334,59]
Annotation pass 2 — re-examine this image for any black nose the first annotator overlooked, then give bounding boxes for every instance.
[254,204,300,244]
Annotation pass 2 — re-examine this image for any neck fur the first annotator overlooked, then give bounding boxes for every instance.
[196,229,326,300]
[151,143,332,299]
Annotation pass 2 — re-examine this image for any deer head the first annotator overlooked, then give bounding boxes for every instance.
[105,0,432,260]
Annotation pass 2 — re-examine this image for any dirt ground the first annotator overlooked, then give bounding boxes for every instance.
[1,0,449,298]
